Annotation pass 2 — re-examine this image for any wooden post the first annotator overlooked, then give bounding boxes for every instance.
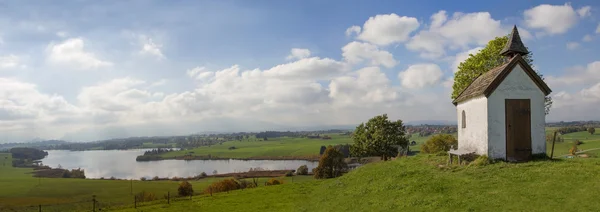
[134,196,137,209]
[167,191,170,204]
[550,131,558,159]
[92,195,96,212]
[39,204,41,212]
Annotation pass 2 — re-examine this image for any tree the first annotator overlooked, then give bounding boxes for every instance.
[589,127,596,135]
[178,181,194,196]
[421,134,458,154]
[452,36,552,115]
[296,165,308,175]
[313,146,347,179]
[350,114,408,160]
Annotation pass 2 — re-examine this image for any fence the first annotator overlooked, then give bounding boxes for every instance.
[1,192,197,212]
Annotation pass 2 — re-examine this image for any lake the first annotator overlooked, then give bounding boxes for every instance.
[40,150,318,179]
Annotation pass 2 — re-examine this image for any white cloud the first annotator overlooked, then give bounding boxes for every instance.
[398,64,443,89]
[138,35,165,59]
[524,3,587,34]
[546,61,600,88]
[597,24,600,34]
[77,77,151,112]
[329,66,399,107]
[356,13,419,46]
[345,25,361,37]
[451,47,483,73]
[342,41,397,68]
[262,57,348,81]
[577,6,592,18]
[0,55,25,69]
[566,42,580,50]
[583,34,593,42]
[187,66,214,81]
[46,38,113,70]
[286,48,311,61]
[406,10,506,59]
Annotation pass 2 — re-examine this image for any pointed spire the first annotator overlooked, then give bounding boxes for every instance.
[499,25,529,57]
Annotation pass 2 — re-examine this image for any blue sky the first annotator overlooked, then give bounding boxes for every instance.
[1,0,599,142]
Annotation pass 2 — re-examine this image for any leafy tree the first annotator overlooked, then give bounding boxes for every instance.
[589,127,596,135]
[296,165,308,175]
[421,134,458,154]
[350,114,408,160]
[178,181,194,196]
[313,146,347,179]
[452,36,553,114]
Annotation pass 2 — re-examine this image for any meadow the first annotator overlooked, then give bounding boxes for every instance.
[114,154,600,212]
[0,153,312,211]
[546,128,600,157]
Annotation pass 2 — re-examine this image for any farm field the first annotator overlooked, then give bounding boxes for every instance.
[546,128,600,157]
[114,154,600,212]
[0,153,312,211]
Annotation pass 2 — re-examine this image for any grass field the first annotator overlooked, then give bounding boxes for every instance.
[0,153,313,211]
[115,155,600,212]
[157,133,439,160]
[546,128,600,157]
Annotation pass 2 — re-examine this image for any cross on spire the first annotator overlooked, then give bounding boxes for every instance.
[499,25,529,58]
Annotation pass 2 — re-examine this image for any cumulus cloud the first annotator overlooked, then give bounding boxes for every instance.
[345,25,361,37]
[262,57,348,80]
[524,3,589,35]
[406,10,506,59]
[342,41,397,68]
[398,64,443,89]
[138,35,165,59]
[577,6,592,18]
[546,61,600,88]
[583,34,593,42]
[329,66,399,107]
[286,48,311,60]
[597,24,600,34]
[187,66,214,81]
[355,13,419,46]
[46,38,113,70]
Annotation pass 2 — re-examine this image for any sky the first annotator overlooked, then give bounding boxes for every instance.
[1,0,600,142]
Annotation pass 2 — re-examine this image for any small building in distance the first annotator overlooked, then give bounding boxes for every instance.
[452,26,552,162]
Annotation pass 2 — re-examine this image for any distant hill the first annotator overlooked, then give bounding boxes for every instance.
[406,120,456,126]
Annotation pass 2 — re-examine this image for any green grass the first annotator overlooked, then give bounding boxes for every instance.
[115,155,600,212]
[546,128,600,157]
[160,134,354,159]
[0,153,312,211]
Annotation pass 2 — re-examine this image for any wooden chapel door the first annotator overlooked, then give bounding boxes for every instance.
[505,99,532,162]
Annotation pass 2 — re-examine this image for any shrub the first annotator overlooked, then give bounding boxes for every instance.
[109,176,116,180]
[569,144,578,156]
[265,178,283,186]
[135,191,158,202]
[204,179,241,194]
[140,177,147,181]
[574,140,583,145]
[296,165,308,175]
[469,155,490,167]
[200,172,207,177]
[314,146,347,179]
[178,181,194,196]
[152,176,160,181]
[589,127,596,135]
[421,134,458,154]
[285,171,294,177]
[238,179,256,189]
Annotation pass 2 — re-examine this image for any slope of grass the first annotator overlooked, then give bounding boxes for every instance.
[546,128,600,157]
[115,155,600,212]
[0,153,312,211]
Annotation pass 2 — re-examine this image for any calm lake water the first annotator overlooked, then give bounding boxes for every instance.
[40,150,318,179]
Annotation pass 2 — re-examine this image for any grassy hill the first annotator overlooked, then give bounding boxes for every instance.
[115,155,600,212]
[546,128,600,157]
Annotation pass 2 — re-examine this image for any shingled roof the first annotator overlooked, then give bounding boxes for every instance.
[452,55,552,105]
